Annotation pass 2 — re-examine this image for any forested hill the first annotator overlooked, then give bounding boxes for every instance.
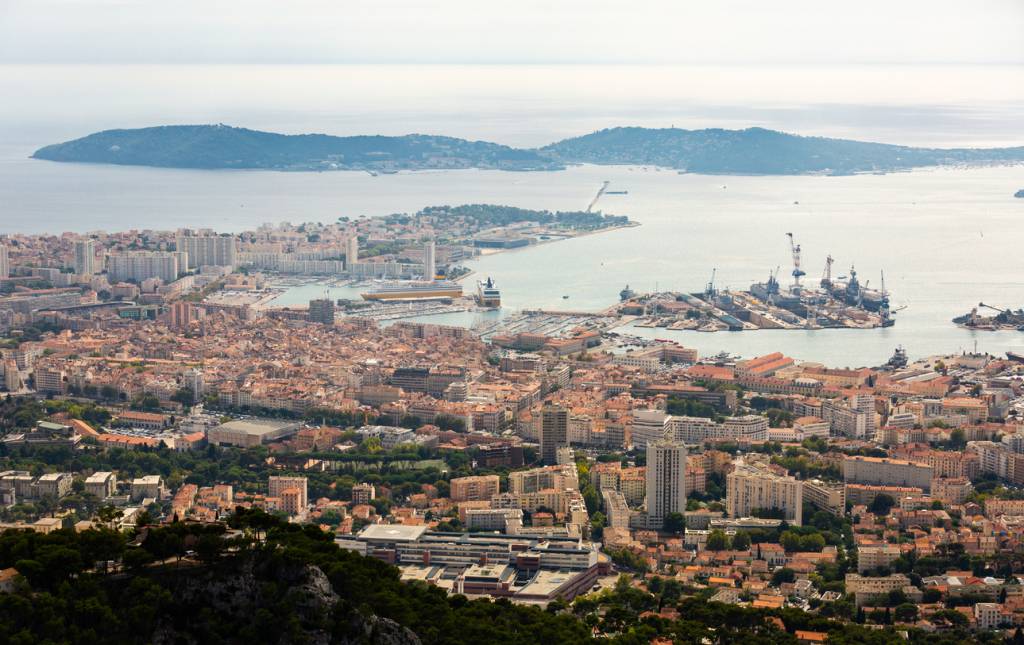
[32,124,1024,175]
[31,124,563,172]
[540,126,1024,175]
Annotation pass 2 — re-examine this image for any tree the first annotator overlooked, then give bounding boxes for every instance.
[706,529,730,551]
[868,493,895,516]
[771,567,796,586]
[731,531,751,551]
[171,387,195,407]
[662,512,685,535]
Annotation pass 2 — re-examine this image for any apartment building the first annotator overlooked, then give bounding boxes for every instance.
[84,471,117,499]
[450,475,500,502]
[726,461,803,525]
[646,439,687,524]
[842,455,933,491]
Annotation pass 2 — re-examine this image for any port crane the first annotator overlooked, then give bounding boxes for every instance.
[979,302,1010,315]
[786,232,806,293]
[879,271,891,324]
[704,268,718,300]
[821,254,834,289]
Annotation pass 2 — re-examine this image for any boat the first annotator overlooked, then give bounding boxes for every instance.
[606,190,629,195]
[619,285,636,301]
[360,280,463,301]
[1008,351,1024,363]
[886,346,908,369]
[475,277,501,308]
[562,295,570,299]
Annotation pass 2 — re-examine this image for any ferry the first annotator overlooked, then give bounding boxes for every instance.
[476,277,501,308]
[360,280,463,301]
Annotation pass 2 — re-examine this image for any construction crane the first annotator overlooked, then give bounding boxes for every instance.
[786,232,806,292]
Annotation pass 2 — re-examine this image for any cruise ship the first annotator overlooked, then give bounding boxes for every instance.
[476,277,501,308]
[360,280,463,301]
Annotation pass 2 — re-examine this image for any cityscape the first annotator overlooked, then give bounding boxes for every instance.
[1,1,1024,644]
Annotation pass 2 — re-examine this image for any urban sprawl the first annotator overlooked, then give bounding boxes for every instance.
[3,217,1024,641]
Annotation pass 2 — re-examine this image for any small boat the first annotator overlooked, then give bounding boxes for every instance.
[562,295,570,299]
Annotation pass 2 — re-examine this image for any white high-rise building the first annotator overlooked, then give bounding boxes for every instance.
[423,240,435,282]
[184,368,204,398]
[74,239,97,275]
[106,252,179,283]
[726,460,804,524]
[0,244,9,279]
[646,439,687,524]
[175,233,236,270]
[346,236,359,266]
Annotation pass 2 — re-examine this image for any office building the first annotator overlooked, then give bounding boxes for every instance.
[540,405,568,465]
[73,239,97,275]
[645,439,687,524]
[726,460,803,525]
[307,298,335,325]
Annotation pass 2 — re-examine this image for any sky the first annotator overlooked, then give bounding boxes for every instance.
[1,0,1022,65]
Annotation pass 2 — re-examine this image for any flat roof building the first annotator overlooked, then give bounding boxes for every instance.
[207,418,301,448]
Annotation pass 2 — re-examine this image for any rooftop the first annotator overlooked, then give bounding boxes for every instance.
[359,524,429,542]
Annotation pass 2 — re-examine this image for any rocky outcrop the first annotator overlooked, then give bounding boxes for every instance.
[150,558,419,645]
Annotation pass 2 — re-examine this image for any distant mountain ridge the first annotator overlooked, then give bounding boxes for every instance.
[32,124,1024,175]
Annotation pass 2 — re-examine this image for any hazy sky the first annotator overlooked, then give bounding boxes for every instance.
[1,0,1022,65]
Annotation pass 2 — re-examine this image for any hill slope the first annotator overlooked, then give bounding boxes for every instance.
[31,124,562,171]
[541,126,1024,175]
[32,124,1024,175]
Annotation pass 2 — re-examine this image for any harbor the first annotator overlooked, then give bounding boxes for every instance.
[615,234,896,333]
[952,303,1024,332]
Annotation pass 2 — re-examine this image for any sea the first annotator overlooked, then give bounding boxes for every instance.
[1,64,1022,366]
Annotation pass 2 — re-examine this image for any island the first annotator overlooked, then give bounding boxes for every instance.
[32,124,1024,175]
[31,124,563,172]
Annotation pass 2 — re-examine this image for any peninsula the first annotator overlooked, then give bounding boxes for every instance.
[32,124,1024,175]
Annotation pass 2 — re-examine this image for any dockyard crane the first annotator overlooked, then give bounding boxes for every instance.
[786,232,806,292]
[821,255,834,289]
[705,268,718,300]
